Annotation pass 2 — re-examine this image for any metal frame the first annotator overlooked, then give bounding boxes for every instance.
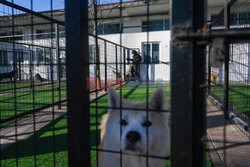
[65,0,90,166]
[171,0,206,166]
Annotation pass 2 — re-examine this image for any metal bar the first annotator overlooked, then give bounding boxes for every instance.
[223,2,230,165]
[10,2,19,165]
[123,48,126,79]
[29,0,37,165]
[104,41,107,91]
[174,30,250,41]
[115,44,118,83]
[208,45,211,93]
[55,23,61,109]
[127,49,130,64]
[171,0,206,166]
[224,0,230,121]
[18,53,21,81]
[28,45,33,88]
[0,0,64,26]
[193,1,206,166]
[65,0,90,166]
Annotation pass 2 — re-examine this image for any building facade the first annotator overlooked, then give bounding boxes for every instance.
[0,0,249,82]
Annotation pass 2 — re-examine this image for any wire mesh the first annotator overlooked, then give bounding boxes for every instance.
[1,0,249,167]
[206,0,250,166]
[0,1,67,166]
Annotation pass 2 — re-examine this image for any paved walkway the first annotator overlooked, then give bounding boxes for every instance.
[207,99,250,167]
[0,90,108,150]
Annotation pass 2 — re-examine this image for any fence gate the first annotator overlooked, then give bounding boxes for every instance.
[1,0,249,167]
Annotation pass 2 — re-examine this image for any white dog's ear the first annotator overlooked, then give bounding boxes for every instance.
[149,87,168,111]
[108,89,120,108]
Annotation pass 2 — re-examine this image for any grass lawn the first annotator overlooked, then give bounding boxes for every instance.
[0,81,52,94]
[1,84,212,166]
[210,84,250,116]
[0,83,67,121]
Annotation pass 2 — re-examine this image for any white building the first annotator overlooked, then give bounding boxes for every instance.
[0,0,249,82]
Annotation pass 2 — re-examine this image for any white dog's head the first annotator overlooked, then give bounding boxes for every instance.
[105,88,170,155]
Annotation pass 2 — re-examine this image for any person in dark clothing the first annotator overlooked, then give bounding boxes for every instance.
[127,50,142,80]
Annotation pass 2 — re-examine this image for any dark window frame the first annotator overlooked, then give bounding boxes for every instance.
[0,50,8,66]
[88,24,122,35]
[142,20,170,32]
[142,42,160,64]
[0,31,23,41]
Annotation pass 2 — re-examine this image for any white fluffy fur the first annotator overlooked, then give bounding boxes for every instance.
[99,88,170,167]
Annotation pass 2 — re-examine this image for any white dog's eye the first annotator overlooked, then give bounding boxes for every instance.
[142,120,152,127]
[120,119,128,126]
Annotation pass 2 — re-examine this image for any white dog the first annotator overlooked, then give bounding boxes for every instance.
[99,88,170,167]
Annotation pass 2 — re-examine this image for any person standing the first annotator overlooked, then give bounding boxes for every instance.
[127,50,142,80]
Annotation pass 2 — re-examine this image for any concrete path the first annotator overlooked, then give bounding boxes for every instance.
[207,99,250,167]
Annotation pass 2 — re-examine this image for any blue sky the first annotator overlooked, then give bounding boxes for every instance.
[6,0,134,12]
[7,0,65,11]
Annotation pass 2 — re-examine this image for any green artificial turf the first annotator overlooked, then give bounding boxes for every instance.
[1,84,212,166]
[210,84,250,116]
[0,81,51,94]
[0,83,67,120]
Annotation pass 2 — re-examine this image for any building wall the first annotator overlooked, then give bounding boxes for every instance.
[98,30,171,81]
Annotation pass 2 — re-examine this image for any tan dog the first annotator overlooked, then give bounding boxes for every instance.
[206,72,219,86]
[113,70,122,79]
[99,88,170,167]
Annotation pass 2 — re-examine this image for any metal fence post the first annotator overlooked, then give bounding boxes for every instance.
[171,0,206,166]
[208,44,211,93]
[123,48,126,80]
[55,23,61,109]
[28,45,33,88]
[104,41,107,91]
[65,0,90,166]
[224,1,230,120]
[115,44,118,83]
[127,49,130,64]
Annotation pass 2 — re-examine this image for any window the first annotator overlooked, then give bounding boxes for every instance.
[239,12,250,25]
[165,20,170,30]
[104,24,120,34]
[44,48,51,64]
[142,42,160,64]
[0,50,8,66]
[59,28,65,38]
[36,29,55,39]
[36,48,44,65]
[89,26,94,34]
[0,31,23,41]
[142,20,170,32]
[211,13,250,26]
[88,24,122,35]
[211,14,224,26]
[15,50,24,63]
[89,45,100,63]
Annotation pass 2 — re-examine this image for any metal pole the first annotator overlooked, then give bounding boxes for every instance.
[55,23,61,109]
[224,0,230,120]
[115,44,118,83]
[171,0,206,166]
[65,0,90,166]
[123,48,126,80]
[208,44,211,93]
[18,52,21,81]
[29,45,33,88]
[104,41,107,91]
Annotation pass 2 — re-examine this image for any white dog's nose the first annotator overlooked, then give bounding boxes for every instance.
[126,131,141,143]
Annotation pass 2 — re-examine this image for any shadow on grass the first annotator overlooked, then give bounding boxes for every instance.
[1,83,170,164]
[1,114,68,160]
